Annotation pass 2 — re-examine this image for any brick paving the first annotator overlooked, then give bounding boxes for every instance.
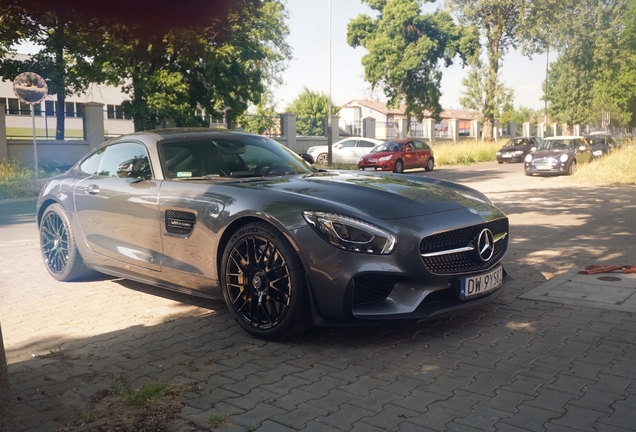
[1,165,635,431]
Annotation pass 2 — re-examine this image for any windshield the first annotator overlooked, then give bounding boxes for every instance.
[537,139,575,151]
[160,135,316,179]
[503,138,529,147]
[371,141,401,153]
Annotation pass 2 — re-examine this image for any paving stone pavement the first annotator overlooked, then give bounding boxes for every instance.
[1,167,635,432]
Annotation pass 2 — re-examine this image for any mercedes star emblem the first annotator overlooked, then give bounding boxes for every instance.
[476,229,495,262]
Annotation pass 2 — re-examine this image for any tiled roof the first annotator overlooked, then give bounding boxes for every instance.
[342,99,478,120]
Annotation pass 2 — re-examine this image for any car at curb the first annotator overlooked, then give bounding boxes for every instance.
[584,133,619,158]
[37,128,510,340]
[496,136,542,163]
[358,138,434,173]
[306,137,384,164]
[524,136,594,176]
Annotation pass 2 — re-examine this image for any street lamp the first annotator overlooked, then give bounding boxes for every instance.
[327,0,333,166]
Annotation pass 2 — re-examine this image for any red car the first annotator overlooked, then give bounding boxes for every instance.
[358,139,434,173]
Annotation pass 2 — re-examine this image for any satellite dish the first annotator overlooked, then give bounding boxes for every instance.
[13,72,48,105]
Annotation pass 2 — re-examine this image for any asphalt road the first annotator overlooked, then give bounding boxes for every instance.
[1,162,635,431]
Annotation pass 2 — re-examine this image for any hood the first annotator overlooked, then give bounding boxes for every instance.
[499,145,529,152]
[531,149,573,159]
[228,171,495,220]
[361,151,395,160]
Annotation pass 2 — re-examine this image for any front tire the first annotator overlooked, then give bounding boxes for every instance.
[393,159,404,173]
[39,203,93,281]
[567,160,576,175]
[315,153,328,164]
[221,221,312,340]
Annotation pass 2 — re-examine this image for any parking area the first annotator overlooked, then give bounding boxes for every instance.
[1,163,635,431]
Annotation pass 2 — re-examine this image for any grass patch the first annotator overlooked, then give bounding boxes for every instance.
[208,413,230,428]
[112,377,169,407]
[431,139,503,166]
[0,159,60,200]
[574,144,636,185]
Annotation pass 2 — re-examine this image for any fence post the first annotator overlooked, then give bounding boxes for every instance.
[363,117,376,139]
[552,122,558,136]
[508,122,517,137]
[573,125,581,136]
[493,120,500,140]
[449,118,459,142]
[398,118,408,139]
[330,115,340,143]
[523,122,530,137]
[0,102,6,161]
[471,119,480,140]
[83,102,106,149]
[425,118,435,140]
[280,112,297,151]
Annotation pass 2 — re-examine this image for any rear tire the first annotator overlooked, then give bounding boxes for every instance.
[393,159,404,173]
[39,204,94,282]
[221,221,312,340]
[425,158,434,172]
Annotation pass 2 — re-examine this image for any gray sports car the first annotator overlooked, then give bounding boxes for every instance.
[37,128,510,339]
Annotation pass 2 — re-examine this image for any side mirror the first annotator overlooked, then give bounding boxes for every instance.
[530,146,537,152]
[299,153,315,164]
[116,157,151,181]
[335,144,343,149]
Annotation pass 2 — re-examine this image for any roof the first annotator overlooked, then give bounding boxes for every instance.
[342,99,478,120]
[542,135,585,140]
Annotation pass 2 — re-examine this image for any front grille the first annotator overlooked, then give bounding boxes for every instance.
[352,275,395,306]
[420,218,508,275]
[165,210,196,235]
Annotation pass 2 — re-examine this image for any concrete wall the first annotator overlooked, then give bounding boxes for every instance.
[7,140,90,169]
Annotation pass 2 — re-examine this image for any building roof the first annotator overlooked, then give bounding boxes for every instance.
[342,99,477,121]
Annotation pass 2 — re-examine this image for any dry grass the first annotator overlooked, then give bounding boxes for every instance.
[574,142,636,185]
[431,139,504,166]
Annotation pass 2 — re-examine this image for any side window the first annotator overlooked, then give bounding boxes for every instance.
[359,140,376,148]
[97,143,151,178]
[80,147,106,174]
[340,140,356,148]
[412,141,423,150]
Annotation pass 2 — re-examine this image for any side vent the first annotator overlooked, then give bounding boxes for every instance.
[165,210,196,235]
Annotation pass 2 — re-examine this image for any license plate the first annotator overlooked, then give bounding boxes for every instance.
[502,154,512,158]
[363,167,376,171]
[460,266,503,299]
[536,165,551,170]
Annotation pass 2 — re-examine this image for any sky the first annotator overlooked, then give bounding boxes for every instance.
[276,0,549,113]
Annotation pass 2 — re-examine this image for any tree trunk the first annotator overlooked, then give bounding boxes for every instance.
[54,14,66,140]
[0,321,14,432]
[56,93,65,140]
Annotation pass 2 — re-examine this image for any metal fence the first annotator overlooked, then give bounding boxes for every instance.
[296,117,325,137]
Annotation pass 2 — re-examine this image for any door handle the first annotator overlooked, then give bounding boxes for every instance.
[84,184,100,194]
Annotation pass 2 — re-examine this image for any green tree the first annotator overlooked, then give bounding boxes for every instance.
[347,0,478,127]
[544,0,632,128]
[459,62,514,124]
[102,0,291,131]
[285,87,340,136]
[0,1,108,139]
[236,92,280,135]
[447,0,537,141]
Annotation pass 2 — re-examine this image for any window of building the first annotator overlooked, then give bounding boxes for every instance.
[8,98,19,115]
[115,105,123,120]
[107,104,115,119]
[65,102,75,117]
[45,101,55,116]
[76,103,86,118]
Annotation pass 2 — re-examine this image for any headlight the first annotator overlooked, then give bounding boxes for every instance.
[378,155,393,162]
[524,154,533,163]
[559,154,569,162]
[496,151,501,155]
[302,211,396,254]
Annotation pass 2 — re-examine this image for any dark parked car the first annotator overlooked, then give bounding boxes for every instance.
[584,133,619,157]
[358,138,434,173]
[496,136,542,163]
[524,136,594,176]
[37,129,510,339]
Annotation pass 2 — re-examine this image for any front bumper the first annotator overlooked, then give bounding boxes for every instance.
[292,208,510,325]
[497,153,525,163]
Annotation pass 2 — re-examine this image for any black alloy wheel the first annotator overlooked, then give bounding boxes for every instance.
[393,159,404,173]
[221,221,311,339]
[40,204,93,281]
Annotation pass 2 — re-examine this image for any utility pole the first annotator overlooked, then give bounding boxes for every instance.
[327,0,333,166]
